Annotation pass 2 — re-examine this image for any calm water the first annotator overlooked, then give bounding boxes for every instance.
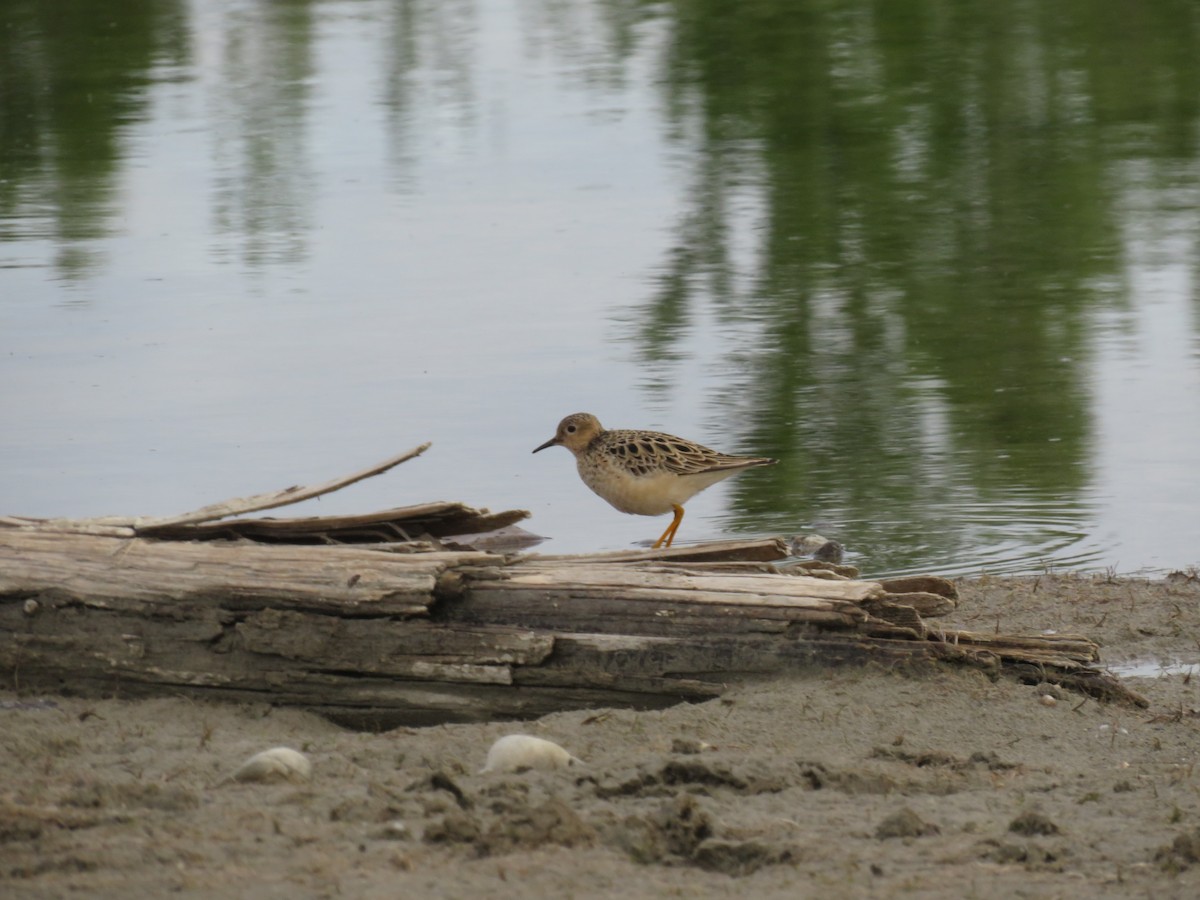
[2,0,1199,578]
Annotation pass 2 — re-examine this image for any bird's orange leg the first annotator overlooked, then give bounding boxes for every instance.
[651,504,685,549]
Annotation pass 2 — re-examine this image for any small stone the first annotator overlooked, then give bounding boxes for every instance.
[480,735,582,774]
[230,747,312,784]
[875,807,940,840]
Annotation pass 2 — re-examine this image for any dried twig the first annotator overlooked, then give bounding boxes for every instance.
[3,444,433,537]
[136,442,432,532]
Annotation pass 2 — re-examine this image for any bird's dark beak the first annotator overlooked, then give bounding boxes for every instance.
[532,436,559,454]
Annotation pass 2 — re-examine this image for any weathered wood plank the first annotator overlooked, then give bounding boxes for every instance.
[0,531,493,614]
[526,537,790,564]
[480,563,885,601]
[923,628,1100,661]
[138,503,530,543]
[443,564,878,636]
[4,595,552,680]
[233,609,554,671]
[452,588,865,636]
[526,632,937,679]
[878,574,959,599]
[862,591,958,627]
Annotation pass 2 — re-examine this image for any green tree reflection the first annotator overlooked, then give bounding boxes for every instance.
[644,0,1200,571]
[0,0,188,281]
[208,0,317,267]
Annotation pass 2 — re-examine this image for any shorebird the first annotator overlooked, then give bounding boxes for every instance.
[532,412,777,548]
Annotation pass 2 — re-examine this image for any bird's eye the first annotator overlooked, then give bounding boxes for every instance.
[566,425,576,433]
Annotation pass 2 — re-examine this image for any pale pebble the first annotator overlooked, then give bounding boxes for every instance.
[479,734,583,774]
[230,747,312,784]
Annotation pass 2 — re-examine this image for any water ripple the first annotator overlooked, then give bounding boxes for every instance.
[824,497,1111,580]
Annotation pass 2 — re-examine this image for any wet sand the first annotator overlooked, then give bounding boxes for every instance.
[3,573,1200,898]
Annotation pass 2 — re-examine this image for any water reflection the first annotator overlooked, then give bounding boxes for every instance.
[0,0,189,281]
[202,0,317,267]
[641,0,1200,575]
[0,0,1197,575]
[379,0,478,191]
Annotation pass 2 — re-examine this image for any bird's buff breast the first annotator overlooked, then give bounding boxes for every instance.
[577,458,717,516]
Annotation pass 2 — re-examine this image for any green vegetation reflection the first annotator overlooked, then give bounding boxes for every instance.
[644,0,1200,572]
[0,1,188,279]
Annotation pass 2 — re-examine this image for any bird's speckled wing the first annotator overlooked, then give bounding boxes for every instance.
[597,430,775,477]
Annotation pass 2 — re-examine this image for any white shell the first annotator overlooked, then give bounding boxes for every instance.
[479,734,582,774]
[231,747,312,784]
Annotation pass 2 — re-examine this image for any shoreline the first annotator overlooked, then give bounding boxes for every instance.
[3,573,1199,897]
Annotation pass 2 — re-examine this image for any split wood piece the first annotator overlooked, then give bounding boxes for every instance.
[234,612,554,680]
[444,563,881,635]
[1,443,436,538]
[7,605,553,690]
[0,530,494,615]
[0,520,136,539]
[137,502,530,545]
[535,543,859,577]
[511,632,944,690]
[587,559,857,581]
[926,628,1100,662]
[863,593,958,628]
[787,560,862,580]
[878,574,959,600]
[859,575,960,628]
[2,587,713,728]
[527,537,791,565]
[923,641,1145,707]
[135,442,433,531]
[846,620,1136,705]
[669,559,862,580]
[459,562,884,604]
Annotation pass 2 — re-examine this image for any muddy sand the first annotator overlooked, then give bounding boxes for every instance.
[4,573,1200,898]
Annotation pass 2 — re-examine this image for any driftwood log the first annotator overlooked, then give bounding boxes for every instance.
[0,448,1143,729]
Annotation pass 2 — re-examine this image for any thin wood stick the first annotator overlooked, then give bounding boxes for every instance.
[133,442,432,532]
